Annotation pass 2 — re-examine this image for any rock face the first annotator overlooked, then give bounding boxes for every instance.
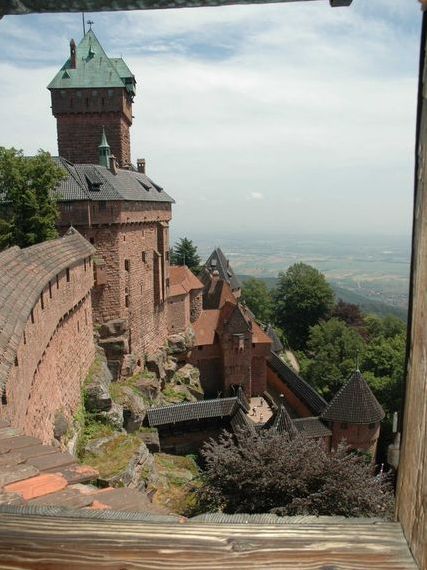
[53,412,69,440]
[146,351,167,382]
[98,319,129,379]
[85,350,113,413]
[171,364,204,400]
[120,387,147,433]
[167,330,195,357]
[107,442,157,489]
[99,402,124,430]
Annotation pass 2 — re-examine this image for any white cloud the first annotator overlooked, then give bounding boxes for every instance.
[248,192,264,200]
[0,1,420,236]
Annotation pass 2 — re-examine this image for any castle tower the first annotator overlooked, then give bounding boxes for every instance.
[320,369,385,458]
[48,30,136,167]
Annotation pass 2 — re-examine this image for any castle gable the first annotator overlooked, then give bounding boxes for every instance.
[48,30,133,93]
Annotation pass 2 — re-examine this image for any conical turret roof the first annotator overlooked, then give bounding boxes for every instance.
[321,370,385,424]
[264,403,298,437]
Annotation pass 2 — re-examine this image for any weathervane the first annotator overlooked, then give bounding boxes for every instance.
[88,20,94,30]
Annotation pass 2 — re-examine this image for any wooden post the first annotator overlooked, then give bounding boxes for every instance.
[395,10,427,570]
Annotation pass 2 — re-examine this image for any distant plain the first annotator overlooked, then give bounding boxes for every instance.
[178,233,411,320]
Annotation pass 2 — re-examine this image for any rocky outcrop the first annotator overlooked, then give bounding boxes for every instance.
[120,387,147,433]
[98,319,129,379]
[99,402,124,430]
[84,350,113,413]
[167,329,195,357]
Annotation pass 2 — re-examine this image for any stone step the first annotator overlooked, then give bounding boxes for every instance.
[4,473,68,501]
[0,464,40,487]
[18,444,58,461]
[0,452,26,467]
[0,436,42,454]
[29,487,96,509]
[30,451,76,472]
[89,487,165,513]
[0,427,20,440]
[51,464,99,484]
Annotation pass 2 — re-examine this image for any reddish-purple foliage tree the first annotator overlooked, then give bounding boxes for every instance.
[200,430,393,518]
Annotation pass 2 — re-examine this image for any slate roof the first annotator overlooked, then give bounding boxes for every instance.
[293,417,332,438]
[53,158,174,203]
[147,397,240,427]
[321,370,385,424]
[48,30,136,96]
[204,248,241,291]
[0,229,95,392]
[230,407,256,434]
[264,405,298,437]
[265,324,284,354]
[169,266,204,298]
[268,352,327,416]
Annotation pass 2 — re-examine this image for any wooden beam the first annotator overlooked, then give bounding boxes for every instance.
[0,511,417,569]
[395,9,427,570]
[0,0,352,17]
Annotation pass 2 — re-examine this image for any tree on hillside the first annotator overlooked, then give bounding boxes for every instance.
[0,147,64,249]
[170,237,202,273]
[241,278,273,323]
[364,313,406,341]
[332,300,365,331]
[273,263,335,349]
[200,430,393,518]
[299,318,366,398]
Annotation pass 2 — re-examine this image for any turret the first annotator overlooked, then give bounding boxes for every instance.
[98,128,110,168]
[48,29,136,167]
[321,369,385,459]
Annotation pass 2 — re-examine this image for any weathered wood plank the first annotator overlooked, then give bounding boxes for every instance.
[0,513,417,569]
[396,9,427,570]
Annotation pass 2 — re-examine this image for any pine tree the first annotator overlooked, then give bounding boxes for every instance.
[170,237,201,273]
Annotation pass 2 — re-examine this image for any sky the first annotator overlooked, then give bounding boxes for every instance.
[0,0,422,237]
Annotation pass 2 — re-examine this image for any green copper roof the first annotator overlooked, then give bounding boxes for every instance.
[47,30,135,94]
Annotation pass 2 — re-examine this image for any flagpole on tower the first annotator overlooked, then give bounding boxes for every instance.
[82,12,86,36]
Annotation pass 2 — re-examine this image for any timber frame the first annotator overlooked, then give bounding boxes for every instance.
[0,1,425,569]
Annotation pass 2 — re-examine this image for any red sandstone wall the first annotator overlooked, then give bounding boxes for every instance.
[51,87,132,167]
[221,333,252,397]
[330,421,380,458]
[251,356,267,395]
[168,294,190,334]
[59,202,172,358]
[266,364,313,418]
[190,291,202,323]
[4,260,95,444]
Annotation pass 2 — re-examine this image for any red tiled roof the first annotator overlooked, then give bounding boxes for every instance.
[193,309,220,345]
[251,321,272,345]
[169,266,203,298]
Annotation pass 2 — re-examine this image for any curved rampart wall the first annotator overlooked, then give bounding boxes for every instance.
[0,231,96,444]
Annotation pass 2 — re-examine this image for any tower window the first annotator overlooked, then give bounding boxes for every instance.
[125,294,130,308]
[49,281,52,298]
[125,259,130,271]
[66,268,70,282]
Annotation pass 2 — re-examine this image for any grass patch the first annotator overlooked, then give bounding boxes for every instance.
[162,387,187,403]
[82,433,142,479]
[152,453,202,516]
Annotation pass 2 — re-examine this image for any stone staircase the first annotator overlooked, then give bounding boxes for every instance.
[0,419,170,514]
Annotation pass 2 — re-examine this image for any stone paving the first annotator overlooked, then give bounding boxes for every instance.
[247,397,273,424]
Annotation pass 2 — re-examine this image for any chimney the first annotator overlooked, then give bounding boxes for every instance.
[137,158,146,174]
[70,39,77,69]
[109,154,118,175]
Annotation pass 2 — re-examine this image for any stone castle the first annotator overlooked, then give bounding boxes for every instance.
[0,30,384,458]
